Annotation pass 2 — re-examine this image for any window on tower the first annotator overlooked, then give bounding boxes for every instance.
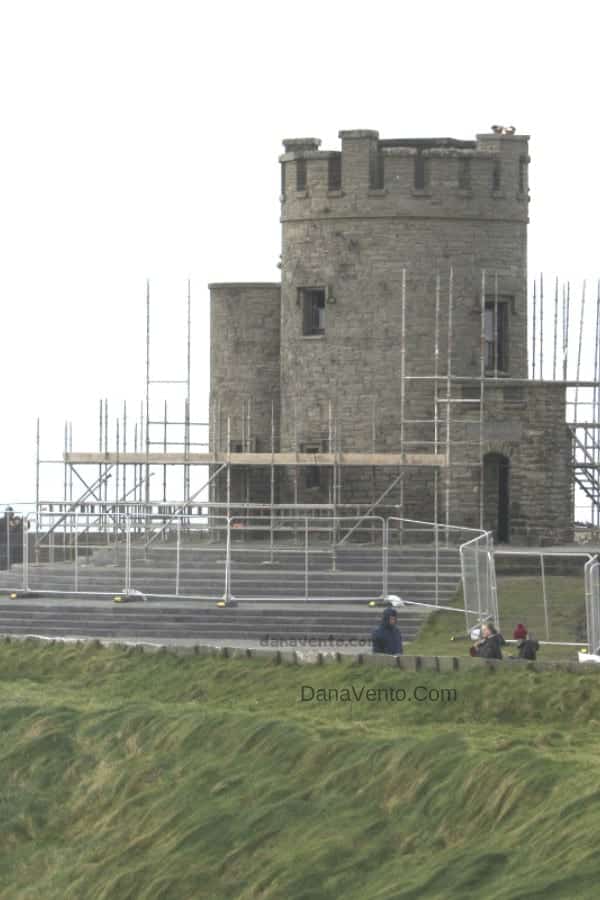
[328,155,342,191]
[518,156,527,195]
[296,158,307,192]
[300,287,326,336]
[484,298,510,373]
[370,150,384,189]
[492,159,502,192]
[414,151,429,190]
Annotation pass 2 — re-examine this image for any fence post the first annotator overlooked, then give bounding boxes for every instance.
[459,540,470,633]
[331,517,337,573]
[223,517,232,604]
[304,517,309,603]
[175,515,181,596]
[593,563,600,655]
[540,553,550,640]
[584,557,600,655]
[120,515,130,595]
[488,548,499,629]
[474,541,482,625]
[22,515,30,592]
[382,518,389,600]
[434,521,440,606]
[73,512,79,593]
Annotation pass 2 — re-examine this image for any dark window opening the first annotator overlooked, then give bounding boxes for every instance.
[296,158,307,192]
[483,453,510,543]
[300,287,326,335]
[458,158,471,190]
[492,160,502,192]
[370,150,384,189]
[281,162,286,199]
[414,152,428,189]
[484,299,509,372]
[518,156,527,194]
[328,155,342,191]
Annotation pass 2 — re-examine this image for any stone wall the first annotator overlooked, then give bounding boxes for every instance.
[449,383,573,544]
[209,283,281,504]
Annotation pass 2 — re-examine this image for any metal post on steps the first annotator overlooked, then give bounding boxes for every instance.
[73,513,79,593]
[22,515,30,593]
[125,516,132,596]
[540,553,550,640]
[223,517,232,605]
[434,521,440,606]
[175,516,181,596]
[304,517,309,603]
[475,544,482,625]
[382,518,389,600]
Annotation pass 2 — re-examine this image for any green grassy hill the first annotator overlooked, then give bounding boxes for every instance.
[409,575,586,660]
[1,640,600,899]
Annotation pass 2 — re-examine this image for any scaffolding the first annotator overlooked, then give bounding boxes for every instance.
[30,271,600,545]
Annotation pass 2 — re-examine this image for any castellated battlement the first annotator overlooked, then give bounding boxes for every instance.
[280,129,529,222]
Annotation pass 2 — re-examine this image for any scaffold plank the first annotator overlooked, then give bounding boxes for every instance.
[64,451,446,467]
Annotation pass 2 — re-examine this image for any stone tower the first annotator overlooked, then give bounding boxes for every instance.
[209,128,573,544]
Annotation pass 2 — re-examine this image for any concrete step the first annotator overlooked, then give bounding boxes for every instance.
[0,602,426,642]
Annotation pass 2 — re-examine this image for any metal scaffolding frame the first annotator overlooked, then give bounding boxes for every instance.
[31,271,600,544]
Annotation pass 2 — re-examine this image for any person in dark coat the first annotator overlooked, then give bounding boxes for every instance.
[474,623,506,659]
[372,606,403,655]
[515,627,539,660]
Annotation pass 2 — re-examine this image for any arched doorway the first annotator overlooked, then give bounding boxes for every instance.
[483,453,510,543]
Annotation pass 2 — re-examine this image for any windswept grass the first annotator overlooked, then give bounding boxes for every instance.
[0,640,599,898]
[409,575,586,660]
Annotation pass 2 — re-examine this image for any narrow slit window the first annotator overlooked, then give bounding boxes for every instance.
[300,287,326,335]
[518,156,527,194]
[281,162,286,199]
[370,150,384,189]
[492,160,502,192]
[296,158,307,192]
[328,155,342,191]
[414,152,428,190]
[484,300,509,372]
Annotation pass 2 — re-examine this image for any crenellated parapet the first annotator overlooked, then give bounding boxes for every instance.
[280,129,529,223]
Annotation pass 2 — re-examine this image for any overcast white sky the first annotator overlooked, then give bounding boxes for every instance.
[1,0,599,505]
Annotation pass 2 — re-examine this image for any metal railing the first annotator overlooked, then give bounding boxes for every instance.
[459,530,497,632]
[494,549,594,646]
[0,507,471,610]
[9,506,598,648]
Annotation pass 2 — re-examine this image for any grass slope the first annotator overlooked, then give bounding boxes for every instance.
[409,576,586,660]
[0,641,600,899]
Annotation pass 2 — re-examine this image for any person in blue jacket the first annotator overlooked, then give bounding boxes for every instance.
[372,606,403,655]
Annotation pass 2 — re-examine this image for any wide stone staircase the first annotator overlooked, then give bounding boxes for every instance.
[0,540,462,644]
[0,542,462,603]
[0,601,428,646]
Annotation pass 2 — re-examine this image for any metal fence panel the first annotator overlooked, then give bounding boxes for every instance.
[585,557,600,654]
[459,531,497,632]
